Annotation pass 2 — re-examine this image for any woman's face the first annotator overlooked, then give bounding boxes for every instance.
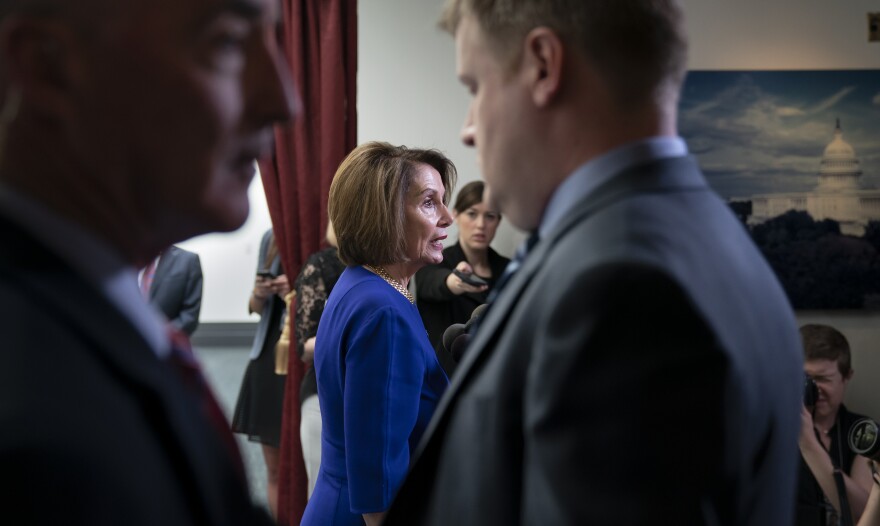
[455,201,501,251]
[403,163,453,268]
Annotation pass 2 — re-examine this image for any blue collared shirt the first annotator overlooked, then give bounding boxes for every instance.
[538,136,689,240]
[0,185,170,358]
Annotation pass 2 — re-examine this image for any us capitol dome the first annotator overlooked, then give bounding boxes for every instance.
[749,119,880,236]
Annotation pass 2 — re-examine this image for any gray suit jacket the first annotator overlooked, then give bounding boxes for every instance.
[149,245,202,336]
[385,156,803,525]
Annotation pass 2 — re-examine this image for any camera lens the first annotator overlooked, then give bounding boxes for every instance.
[849,418,880,459]
[804,374,819,408]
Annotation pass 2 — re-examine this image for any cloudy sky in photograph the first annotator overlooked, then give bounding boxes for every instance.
[679,70,880,200]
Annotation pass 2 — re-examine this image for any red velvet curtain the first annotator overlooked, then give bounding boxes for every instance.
[258,1,357,524]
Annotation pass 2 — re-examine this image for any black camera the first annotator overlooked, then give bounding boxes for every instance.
[849,418,880,461]
[804,373,819,409]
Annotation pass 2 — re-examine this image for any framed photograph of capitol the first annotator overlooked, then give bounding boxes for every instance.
[679,69,880,309]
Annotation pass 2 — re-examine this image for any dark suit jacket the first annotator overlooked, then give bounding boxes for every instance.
[149,245,203,336]
[0,216,271,525]
[385,156,803,525]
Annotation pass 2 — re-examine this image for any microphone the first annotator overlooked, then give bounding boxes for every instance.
[441,304,489,364]
[442,322,467,355]
[450,333,471,363]
[467,304,489,326]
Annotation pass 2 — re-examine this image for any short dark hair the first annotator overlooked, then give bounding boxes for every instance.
[439,0,688,108]
[453,180,486,213]
[329,141,457,266]
[800,323,852,377]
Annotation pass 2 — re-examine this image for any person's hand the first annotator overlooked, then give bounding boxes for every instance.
[799,405,820,450]
[302,337,316,364]
[445,261,488,296]
[254,275,274,300]
[270,274,291,297]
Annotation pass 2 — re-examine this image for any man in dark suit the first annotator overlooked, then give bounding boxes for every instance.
[0,0,296,523]
[143,246,204,337]
[385,1,804,525]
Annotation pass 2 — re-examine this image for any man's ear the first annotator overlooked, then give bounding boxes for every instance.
[521,26,564,108]
[0,16,85,119]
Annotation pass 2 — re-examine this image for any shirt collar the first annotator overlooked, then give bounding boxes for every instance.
[538,136,689,239]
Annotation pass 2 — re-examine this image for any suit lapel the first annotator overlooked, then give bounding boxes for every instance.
[0,218,242,520]
[413,155,709,458]
[150,247,175,299]
[1,218,179,425]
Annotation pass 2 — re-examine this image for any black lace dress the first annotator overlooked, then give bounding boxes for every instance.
[294,246,346,405]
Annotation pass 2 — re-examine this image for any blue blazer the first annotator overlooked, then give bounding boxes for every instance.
[302,266,448,526]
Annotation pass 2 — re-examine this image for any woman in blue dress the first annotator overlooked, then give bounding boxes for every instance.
[301,142,457,526]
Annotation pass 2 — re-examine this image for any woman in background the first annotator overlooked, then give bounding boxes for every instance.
[294,223,345,498]
[231,229,288,519]
[301,141,455,526]
[415,180,509,374]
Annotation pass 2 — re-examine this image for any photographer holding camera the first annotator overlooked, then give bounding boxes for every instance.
[798,324,875,526]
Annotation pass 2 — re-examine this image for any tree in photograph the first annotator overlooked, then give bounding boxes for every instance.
[751,211,880,309]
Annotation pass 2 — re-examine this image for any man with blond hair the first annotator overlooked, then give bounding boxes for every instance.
[385,1,803,524]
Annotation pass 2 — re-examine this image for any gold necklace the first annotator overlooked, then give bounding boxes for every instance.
[364,265,414,304]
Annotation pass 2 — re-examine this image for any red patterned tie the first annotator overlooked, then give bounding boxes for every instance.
[166,327,246,482]
[141,258,158,298]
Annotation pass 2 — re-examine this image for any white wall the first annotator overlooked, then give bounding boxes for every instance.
[682,0,880,70]
[192,0,880,419]
[358,0,527,258]
[177,174,272,323]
